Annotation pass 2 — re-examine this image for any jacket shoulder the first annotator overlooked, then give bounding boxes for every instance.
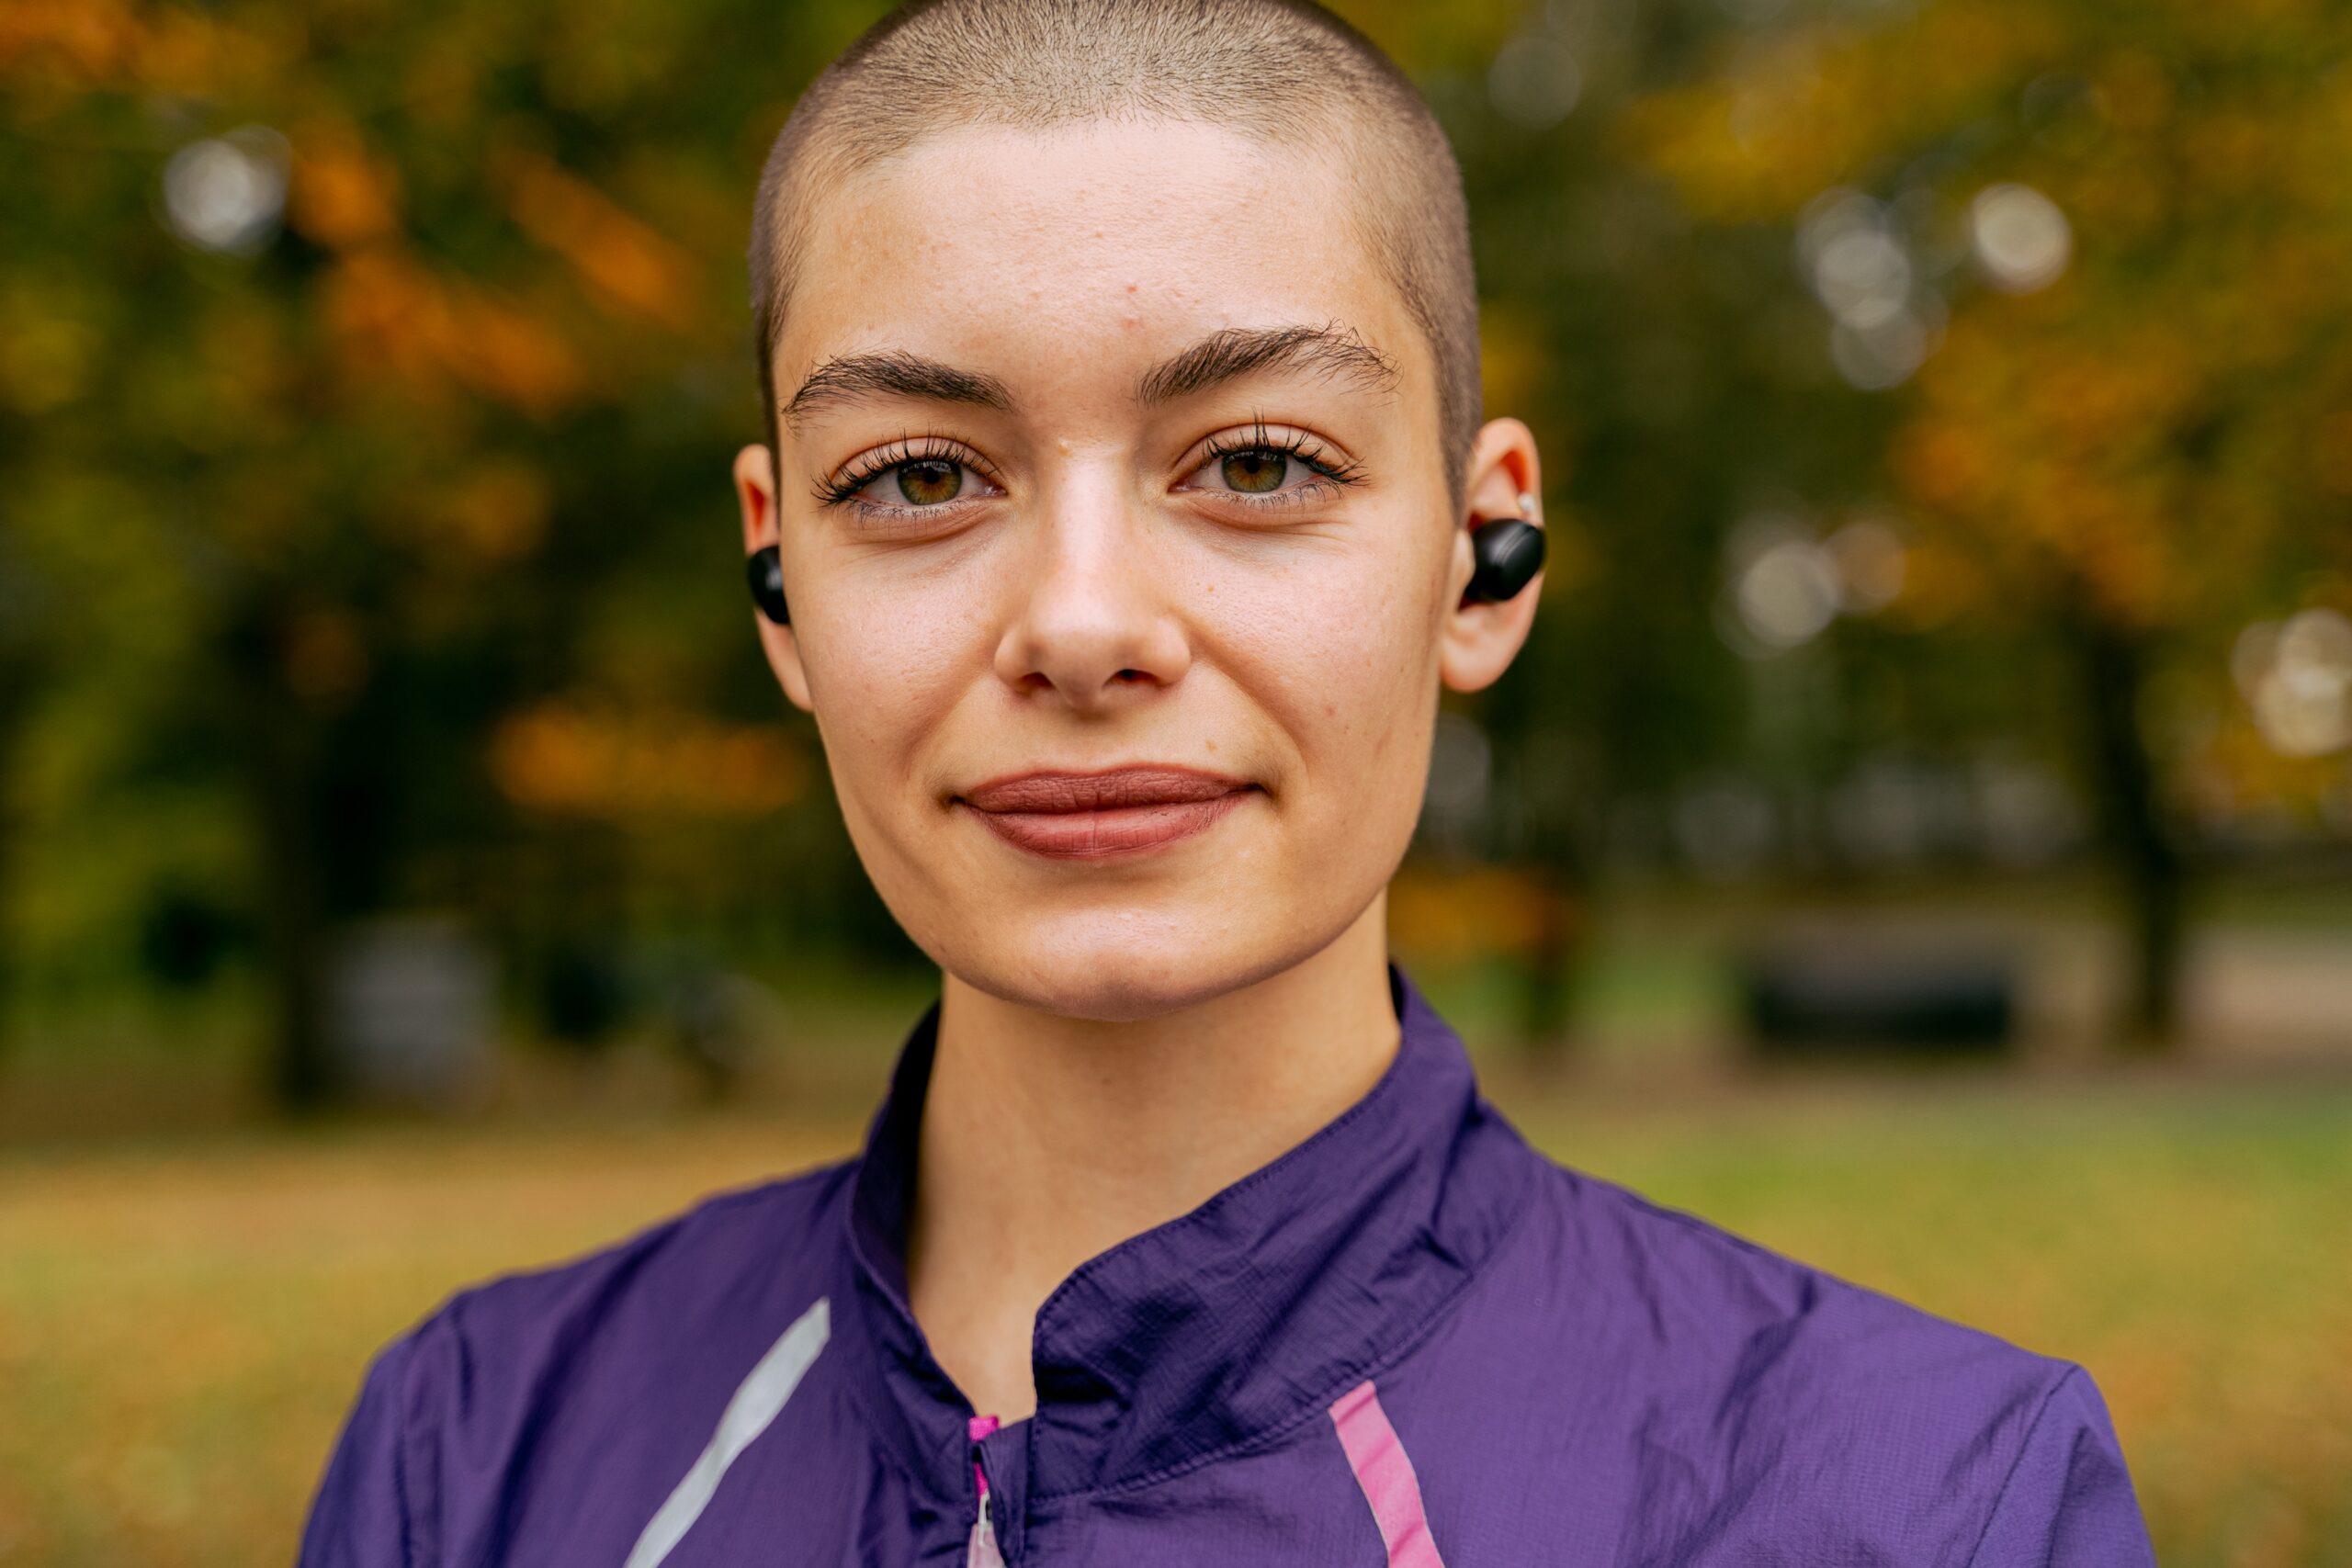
[1453,1151,2151,1563]
[415,1154,857,1354]
[297,1156,860,1567]
[1531,1154,2077,1394]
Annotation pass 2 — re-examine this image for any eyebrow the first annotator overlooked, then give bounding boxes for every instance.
[783,350,1014,428]
[1135,322,1401,406]
[782,322,1400,429]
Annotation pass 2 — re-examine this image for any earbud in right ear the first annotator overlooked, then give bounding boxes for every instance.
[1463,517,1545,605]
[746,544,791,626]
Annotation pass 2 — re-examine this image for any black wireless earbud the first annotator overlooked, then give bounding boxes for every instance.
[746,543,790,626]
[1463,516,1545,605]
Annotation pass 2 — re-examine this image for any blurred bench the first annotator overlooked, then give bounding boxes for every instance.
[1738,938,2018,1056]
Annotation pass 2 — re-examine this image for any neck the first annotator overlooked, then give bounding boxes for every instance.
[903,897,1402,1424]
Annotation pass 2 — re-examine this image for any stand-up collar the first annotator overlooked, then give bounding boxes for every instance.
[833,961,1537,1544]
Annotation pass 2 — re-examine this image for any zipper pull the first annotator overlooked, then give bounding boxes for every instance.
[967,1414,1007,1568]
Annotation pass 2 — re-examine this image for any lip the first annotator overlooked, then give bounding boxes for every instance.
[956,765,1259,860]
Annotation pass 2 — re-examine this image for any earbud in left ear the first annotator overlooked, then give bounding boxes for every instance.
[746,544,791,626]
[1463,517,1545,604]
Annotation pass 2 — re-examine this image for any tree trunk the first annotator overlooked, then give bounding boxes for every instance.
[2072,607,2188,1048]
[1519,861,1585,1053]
[0,655,31,1056]
[1486,673,1592,1061]
[229,594,335,1111]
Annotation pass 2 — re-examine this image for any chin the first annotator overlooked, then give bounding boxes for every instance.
[931,915,1329,1023]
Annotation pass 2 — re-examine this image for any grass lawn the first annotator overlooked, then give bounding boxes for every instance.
[2,1060,2347,1566]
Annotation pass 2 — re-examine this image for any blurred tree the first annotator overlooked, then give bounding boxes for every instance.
[1631,0,2352,1044]
[0,0,872,1103]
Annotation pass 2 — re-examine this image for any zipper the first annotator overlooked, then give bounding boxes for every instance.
[966,1413,1007,1568]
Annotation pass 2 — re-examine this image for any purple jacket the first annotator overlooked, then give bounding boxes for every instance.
[298,961,2155,1566]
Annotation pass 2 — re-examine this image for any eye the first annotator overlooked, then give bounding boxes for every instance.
[1179,427,1362,504]
[852,456,983,508]
[818,438,1003,515]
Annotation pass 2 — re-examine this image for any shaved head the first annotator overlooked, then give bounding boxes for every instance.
[748,0,1481,499]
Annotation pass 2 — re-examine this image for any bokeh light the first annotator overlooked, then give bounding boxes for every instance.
[1968,183,2073,292]
[159,127,290,258]
[1812,225,1912,329]
[2235,609,2352,758]
[1798,188,1942,388]
[1731,533,1844,651]
[1487,35,1583,130]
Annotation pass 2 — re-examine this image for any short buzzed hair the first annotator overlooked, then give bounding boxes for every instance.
[748,0,1482,501]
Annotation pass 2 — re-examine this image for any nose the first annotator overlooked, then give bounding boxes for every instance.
[992,479,1192,713]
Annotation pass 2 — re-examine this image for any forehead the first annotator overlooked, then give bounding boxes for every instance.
[777,118,1428,406]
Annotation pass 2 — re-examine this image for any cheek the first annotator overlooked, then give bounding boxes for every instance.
[1200,525,1442,799]
[797,577,978,795]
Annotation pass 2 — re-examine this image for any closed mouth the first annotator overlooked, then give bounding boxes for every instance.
[955,766,1260,859]
[960,765,1253,813]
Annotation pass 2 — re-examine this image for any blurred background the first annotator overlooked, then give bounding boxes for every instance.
[2,0,2348,1562]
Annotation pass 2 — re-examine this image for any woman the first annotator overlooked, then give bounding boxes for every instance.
[299,3,2156,1563]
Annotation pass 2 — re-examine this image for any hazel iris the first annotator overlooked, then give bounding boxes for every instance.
[1221,450,1287,493]
[898,459,962,505]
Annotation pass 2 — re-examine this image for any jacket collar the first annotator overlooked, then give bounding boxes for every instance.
[832,960,1537,1540]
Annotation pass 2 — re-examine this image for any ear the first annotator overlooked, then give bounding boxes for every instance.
[1439,416,1544,694]
[733,441,815,713]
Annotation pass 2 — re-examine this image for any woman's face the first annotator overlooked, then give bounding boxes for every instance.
[735,118,1538,1020]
